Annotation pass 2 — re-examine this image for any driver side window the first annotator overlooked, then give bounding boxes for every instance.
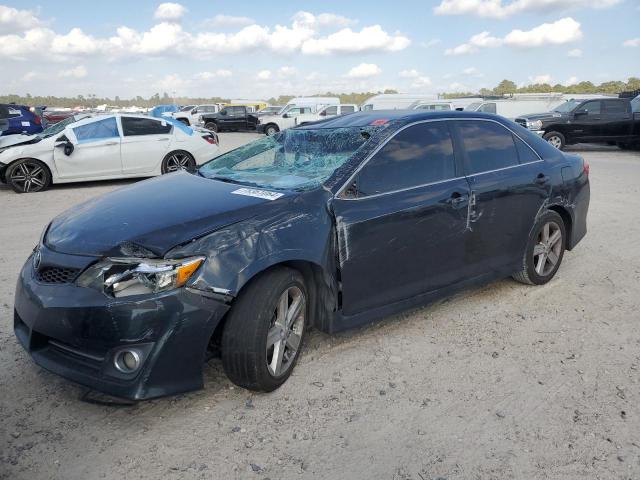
[73,117,119,143]
[581,101,601,115]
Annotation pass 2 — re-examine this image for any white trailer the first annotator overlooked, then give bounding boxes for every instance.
[360,94,438,111]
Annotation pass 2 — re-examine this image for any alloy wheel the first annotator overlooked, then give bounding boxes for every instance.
[533,221,562,276]
[266,286,305,377]
[165,153,194,173]
[10,162,47,192]
[547,135,562,149]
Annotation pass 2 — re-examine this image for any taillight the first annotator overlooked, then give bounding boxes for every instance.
[202,134,217,145]
[583,159,589,176]
[33,116,41,125]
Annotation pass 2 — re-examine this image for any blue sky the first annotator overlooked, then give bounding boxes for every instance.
[1,0,638,99]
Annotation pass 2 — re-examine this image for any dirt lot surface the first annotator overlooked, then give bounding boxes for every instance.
[1,135,639,480]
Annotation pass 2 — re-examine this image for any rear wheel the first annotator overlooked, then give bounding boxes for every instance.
[161,151,196,174]
[6,159,51,193]
[543,131,565,150]
[221,267,307,392]
[513,211,566,285]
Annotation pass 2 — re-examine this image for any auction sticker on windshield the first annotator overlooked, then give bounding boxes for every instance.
[231,188,284,200]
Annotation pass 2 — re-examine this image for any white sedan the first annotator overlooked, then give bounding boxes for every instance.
[0,114,219,193]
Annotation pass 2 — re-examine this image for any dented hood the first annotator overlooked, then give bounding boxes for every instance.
[45,171,294,257]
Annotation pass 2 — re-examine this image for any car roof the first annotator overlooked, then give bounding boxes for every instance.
[297,110,511,129]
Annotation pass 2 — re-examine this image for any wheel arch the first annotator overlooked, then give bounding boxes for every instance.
[547,204,573,250]
[207,259,337,354]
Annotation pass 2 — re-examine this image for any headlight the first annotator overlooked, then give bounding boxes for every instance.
[76,256,204,297]
[527,120,543,130]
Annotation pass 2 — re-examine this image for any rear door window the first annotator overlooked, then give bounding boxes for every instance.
[455,120,519,174]
[121,117,172,136]
[73,117,120,143]
[603,100,628,115]
[341,105,356,114]
[324,106,338,116]
[356,121,456,196]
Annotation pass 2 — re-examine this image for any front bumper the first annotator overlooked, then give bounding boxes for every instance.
[14,246,229,400]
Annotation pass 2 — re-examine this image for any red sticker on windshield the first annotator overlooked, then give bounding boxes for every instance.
[370,119,389,126]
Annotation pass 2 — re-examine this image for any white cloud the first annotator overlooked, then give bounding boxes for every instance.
[205,14,255,27]
[463,67,483,77]
[346,63,382,78]
[399,69,420,78]
[623,38,640,47]
[0,5,41,34]
[301,25,410,55]
[154,3,187,21]
[435,0,621,18]
[194,70,232,80]
[0,10,409,61]
[446,17,581,55]
[278,66,297,76]
[565,76,579,86]
[529,74,552,84]
[567,48,582,57]
[505,17,582,47]
[292,11,356,29]
[256,70,272,80]
[152,73,188,92]
[22,71,37,81]
[59,65,88,78]
[411,76,433,88]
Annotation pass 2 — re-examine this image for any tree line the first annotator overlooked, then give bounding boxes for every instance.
[2,78,638,108]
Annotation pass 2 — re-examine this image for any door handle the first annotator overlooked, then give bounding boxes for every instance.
[157,138,169,141]
[104,141,118,146]
[535,173,550,185]
[446,192,468,209]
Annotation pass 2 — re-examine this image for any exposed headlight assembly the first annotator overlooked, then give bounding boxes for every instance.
[77,256,204,297]
[527,120,543,130]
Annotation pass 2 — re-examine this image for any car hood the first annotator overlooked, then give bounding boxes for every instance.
[0,133,39,149]
[45,172,295,257]
[516,111,566,121]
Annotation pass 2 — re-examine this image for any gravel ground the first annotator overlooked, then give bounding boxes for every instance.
[1,135,639,480]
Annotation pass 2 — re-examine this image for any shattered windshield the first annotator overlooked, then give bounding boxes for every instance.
[199,127,377,190]
[37,115,86,139]
[553,100,581,113]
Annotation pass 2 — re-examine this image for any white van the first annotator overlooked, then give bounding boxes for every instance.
[410,98,483,111]
[360,94,439,111]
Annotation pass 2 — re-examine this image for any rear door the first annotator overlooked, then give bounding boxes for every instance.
[53,116,122,178]
[601,100,633,139]
[331,121,471,315]
[452,119,550,275]
[120,116,173,174]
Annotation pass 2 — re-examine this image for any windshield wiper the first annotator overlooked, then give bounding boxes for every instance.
[208,175,264,188]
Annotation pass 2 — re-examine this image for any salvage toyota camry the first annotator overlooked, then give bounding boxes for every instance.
[14,111,590,400]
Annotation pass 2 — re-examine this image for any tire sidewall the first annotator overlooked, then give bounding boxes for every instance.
[543,131,565,150]
[525,211,566,285]
[265,125,278,136]
[6,159,51,193]
[161,151,195,174]
[205,122,218,132]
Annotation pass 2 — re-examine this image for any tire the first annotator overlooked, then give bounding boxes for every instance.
[177,118,190,126]
[543,131,565,150]
[221,267,308,392]
[204,122,218,132]
[264,124,279,136]
[513,211,566,285]
[161,151,196,174]
[6,159,51,193]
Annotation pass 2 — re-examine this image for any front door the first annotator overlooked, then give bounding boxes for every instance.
[331,121,471,316]
[451,119,551,275]
[570,100,603,141]
[53,117,122,179]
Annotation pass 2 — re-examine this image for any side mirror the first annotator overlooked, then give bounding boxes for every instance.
[191,108,198,114]
[220,110,227,115]
[283,113,290,118]
[319,111,327,117]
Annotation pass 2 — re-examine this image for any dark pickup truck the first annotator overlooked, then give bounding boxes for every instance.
[199,106,259,133]
[516,96,640,150]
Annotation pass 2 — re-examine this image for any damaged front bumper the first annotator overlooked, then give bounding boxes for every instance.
[14,246,229,400]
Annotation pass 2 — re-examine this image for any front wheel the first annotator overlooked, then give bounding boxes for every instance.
[161,151,196,174]
[513,210,566,285]
[6,159,51,193]
[204,122,218,132]
[264,124,279,136]
[221,267,307,392]
[543,131,565,150]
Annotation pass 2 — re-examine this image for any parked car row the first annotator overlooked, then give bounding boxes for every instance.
[0,104,46,136]
[0,114,219,193]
